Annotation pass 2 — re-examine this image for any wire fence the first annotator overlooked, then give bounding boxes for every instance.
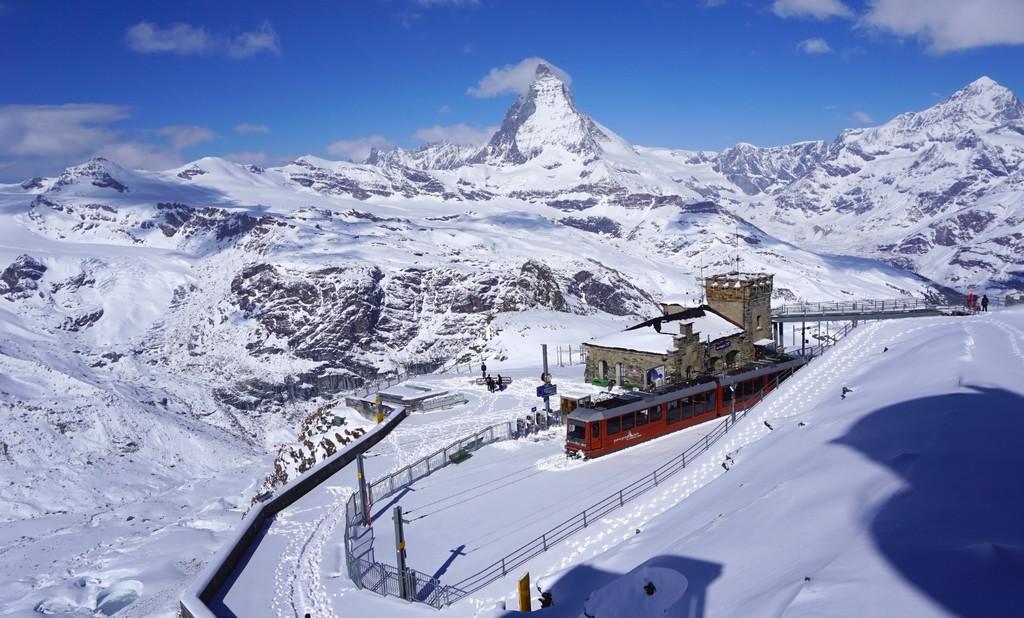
[554,345,587,367]
[344,492,466,609]
[368,424,508,505]
[790,321,857,359]
[772,295,1014,319]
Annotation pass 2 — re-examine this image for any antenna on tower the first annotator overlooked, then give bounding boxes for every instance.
[733,219,741,274]
[697,255,705,304]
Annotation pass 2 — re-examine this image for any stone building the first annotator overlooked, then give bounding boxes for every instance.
[582,272,774,387]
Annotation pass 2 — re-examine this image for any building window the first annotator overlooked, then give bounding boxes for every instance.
[756,314,762,330]
[598,360,609,380]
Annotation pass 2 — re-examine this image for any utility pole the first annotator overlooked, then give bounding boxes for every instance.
[541,344,552,416]
[394,506,413,601]
[730,384,737,424]
[801,322,806,356]
[357,453,370,526]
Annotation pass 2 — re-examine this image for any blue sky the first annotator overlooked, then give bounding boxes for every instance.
[2,0,1023,179]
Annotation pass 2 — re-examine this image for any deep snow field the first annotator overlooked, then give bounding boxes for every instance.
[210,307,1024,618]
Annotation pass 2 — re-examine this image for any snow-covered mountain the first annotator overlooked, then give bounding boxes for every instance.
[737,76,1024,292]
[1,65,1018,614]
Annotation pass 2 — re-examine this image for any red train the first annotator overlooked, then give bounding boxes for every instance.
[565,358,805,458]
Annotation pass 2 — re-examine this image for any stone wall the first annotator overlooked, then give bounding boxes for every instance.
[583,326,754,386]
[706,273,773,342]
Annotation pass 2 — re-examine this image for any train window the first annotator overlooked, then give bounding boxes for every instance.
[568,422,585,443]
[723,385,734,402]
[706,391,716,411]
[607,416,620,435]
[592,422,600,438]
[637,409,649,426]
[667,402,681,424]
[682,396,693,418]
[651,404,663,422]
[622,413,635,430]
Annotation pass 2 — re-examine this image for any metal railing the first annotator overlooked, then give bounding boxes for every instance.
[368,423,509,505]
[773,295,1013,319]
[791,321,857,359]
[772,297,939,317]
[344,492,466,609]
[555,344,587,367]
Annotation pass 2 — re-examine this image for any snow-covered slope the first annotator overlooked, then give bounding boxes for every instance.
[530,308,1024,618]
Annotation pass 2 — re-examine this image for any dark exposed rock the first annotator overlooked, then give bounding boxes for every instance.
[176,166,208,180]
[61,309,104,331]
[560,216,622,237]
[1,255,47,296]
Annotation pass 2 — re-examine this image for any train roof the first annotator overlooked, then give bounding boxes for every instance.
[567,357,805,422]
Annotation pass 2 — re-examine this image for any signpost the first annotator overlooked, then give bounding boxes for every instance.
[535,383,557,398]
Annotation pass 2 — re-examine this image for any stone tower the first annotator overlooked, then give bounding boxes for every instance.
[705,272,773,341]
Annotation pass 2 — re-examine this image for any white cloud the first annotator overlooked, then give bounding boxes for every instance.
[326,136,393,162]
[227,22,281,58]
[437,105,452,114]
[0,104,211,179]
[125,21,280,58]
[0,104,129,158]
[467,57,571,98]
[862,0,1024,53]
[126,22,213,55]
[94,141,182,171]
[413,123,497,146]
[797,37,832,53]
[773,0,852,19]
[157,125,214,149]
[235,123,271,135]
[852,110,874,123]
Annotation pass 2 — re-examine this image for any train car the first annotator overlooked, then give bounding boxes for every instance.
[566,357,805,459]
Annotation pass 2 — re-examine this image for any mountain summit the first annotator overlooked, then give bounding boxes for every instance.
[472,63,611,166]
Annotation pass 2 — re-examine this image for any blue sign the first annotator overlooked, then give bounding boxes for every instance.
[536,383,557,398]
[714,340,732,351]
[531,406,537,413]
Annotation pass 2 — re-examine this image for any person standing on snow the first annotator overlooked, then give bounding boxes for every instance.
[982,295,989,312]
[966,291,975,314]
[481,361,487,378]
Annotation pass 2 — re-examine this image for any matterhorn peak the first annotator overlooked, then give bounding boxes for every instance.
[471,60,610,166]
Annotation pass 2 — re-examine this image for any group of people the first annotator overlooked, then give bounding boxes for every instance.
[481,361,506,393]
[965,291,990,314]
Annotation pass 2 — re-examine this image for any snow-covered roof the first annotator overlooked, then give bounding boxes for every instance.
[589,329,677,355]
[588,306,744,354]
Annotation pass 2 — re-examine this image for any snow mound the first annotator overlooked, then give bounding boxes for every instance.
[582,564,688,617]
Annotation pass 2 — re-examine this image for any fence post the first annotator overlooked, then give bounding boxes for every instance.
[654,470,659,486]
[542,533,548,551]
[583,511,588,528]
[619,490,624,506]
